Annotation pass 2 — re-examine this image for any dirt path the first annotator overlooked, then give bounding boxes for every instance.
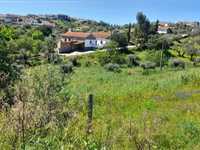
[58,49,105,57]
[58,45,136,57]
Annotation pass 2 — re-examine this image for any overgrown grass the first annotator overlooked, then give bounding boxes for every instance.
[67,64,200,149]
[1,62,200,149]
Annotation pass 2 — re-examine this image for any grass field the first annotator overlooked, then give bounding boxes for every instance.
[65,63,200,149]
[1,60,200,149]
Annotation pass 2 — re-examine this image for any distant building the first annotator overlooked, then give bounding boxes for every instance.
[157,22,174,34]
[4,14,19,23]
[58,32,111,53]
[57,14,70,21]
[177,21,200,28]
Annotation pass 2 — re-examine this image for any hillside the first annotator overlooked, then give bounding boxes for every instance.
[1,12,200,149]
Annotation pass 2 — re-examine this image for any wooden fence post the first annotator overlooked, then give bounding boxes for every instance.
[87,94,93,134]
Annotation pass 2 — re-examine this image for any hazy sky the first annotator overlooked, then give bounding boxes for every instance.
[0,0,200,24]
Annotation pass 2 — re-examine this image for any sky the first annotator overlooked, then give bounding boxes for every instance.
[0,0,200,25]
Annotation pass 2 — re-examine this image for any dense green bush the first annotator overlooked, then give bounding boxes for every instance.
[99,41,126,65]
[170,59,185,69]
[111,31,128,47]
[61,63,73,74]
[193,58,200,66]
[140,61,156,70]
[98,51,126,66]
[104,63,121,72]
[127,54,140,67]
[69,56,80,67]
[146,35,172,50]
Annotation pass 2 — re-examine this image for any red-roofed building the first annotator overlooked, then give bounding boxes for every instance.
[58,31,111,53]
[158,22,174,34]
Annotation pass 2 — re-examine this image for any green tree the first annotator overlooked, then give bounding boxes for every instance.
[134,12,150,49]
[185,44,198,61]
[111,31,128,47]
[37,25,52,37]
[149,20,159,34]
[32,30,44,40]
[127,23,132,43]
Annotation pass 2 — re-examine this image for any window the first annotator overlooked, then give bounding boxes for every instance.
[101,40,103,44]
[90,40,92,44]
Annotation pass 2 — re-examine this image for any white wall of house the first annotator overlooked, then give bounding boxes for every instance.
[85,38,109,48]
[157,29,168,34]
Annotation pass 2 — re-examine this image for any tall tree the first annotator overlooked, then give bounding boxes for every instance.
[127,23,132,44]
[134,12,150,49]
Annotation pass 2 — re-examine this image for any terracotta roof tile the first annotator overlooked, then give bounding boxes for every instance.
[62,32,111,39]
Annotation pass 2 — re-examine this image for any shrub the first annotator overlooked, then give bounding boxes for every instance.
[69,57,80,67]
[146,35,172,50]
[140,62,156,70]
[127,54,140,67]
[84,60,92,67]
[98,53,112,66]
[104,63,121,72]
[110,31,128,47]
[170,59,185,69]
[193,58,200,66]
[181,121,200,140]
[98,52,126,66]
[61,63,73,74]
[143,50,170,66]
[153,134,171,149]
[180,74,190,84]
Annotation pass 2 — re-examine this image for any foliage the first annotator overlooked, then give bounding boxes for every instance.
[69,57,80,67]
[170,59,185,69]
[98,41,126,65]
[61,63,73,74]
[111,31,128,47]
[127,54,140,67]
[146,35,172,50]
[0,26,20,90]
[37,25,53,37]
[104,63,121,72]
[134,12,150,49]
[140,61,157,70]
[149,20,159,34]
[32,30,44,40]
[2,18,200,149]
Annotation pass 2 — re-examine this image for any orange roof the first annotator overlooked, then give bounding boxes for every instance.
[158,25,170,30]
[61,32,111,39]
[90,32,111,39]
[62,32,88,38]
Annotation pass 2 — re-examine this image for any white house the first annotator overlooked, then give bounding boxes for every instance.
[84,32,110,48]
[58,32,111,53]
[157,28,168,34]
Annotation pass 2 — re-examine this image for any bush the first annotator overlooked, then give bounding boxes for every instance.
[98,53,111,66]
[98,52,126,66]
[193,58,200,66]
[61,63,73,74]
[84,60,92,67]
[170,59,185,69]
[140,62,156,70]
[146,35,172,50]
[110,31,128,47]
[127,54,140,67]
[69,57,80,67]
[104,63,121,72]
